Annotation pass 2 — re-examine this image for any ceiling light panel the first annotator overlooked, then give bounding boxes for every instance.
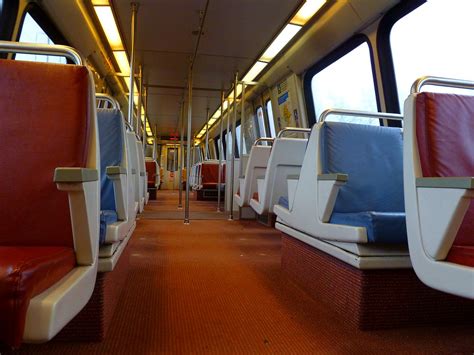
[260,24,301,62]
[291,0,326,26]
[114,51,130,75]
[243,61,267,82]
[94,6,123,50]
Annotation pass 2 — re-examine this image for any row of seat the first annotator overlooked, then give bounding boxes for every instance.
[190,160,226,200]
[237,76,474,300]
[0,42,150,349]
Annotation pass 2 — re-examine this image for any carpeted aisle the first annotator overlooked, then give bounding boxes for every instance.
[14,191,474,354]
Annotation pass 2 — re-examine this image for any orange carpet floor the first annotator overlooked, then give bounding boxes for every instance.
[15,190,474,354]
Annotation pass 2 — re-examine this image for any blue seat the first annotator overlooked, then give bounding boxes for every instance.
[278,195,289,209]
[321,122,406,244]
[97,109,124,244]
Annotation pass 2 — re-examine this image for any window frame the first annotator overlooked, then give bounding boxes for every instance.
[377,0,426,117]
[303,34,381,126]
[255,105,267,138]
[265,99,276,137]
[15,3,71,62]
[0,0,19,43]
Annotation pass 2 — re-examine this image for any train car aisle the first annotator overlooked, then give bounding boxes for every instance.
[15,191,474,354]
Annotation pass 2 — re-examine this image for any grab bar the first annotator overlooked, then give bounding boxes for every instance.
[254,137,274,146]
[318,109,403,123]
[277,127,311,138]
[96,93,120,110]
[0,40,83,65]
[411,76,474,94]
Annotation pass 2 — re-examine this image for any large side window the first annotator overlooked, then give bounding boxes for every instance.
[266,100,277,137]
[256,106,267,137]
[390,0,474,110]
[16,12,66,63]
[305,39,379,125]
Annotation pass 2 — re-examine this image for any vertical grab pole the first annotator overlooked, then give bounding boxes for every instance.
[217,90,224,212]
[239,82,246,177]
[229,72,238,220]
[136,64,143,134]
[184,65,193,224]
[127,3,138,128]
[142,85,148,152]
[205,107,210,160]
[178,102,184,209]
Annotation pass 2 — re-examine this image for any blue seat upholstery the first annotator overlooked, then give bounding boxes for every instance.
[278,195,289,209]
[321,122,406,243]
[97,109,124,244]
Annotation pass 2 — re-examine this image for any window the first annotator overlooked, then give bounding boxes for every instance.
[225,130,233,159]
[166,148,178,172]
[266,100,276,137]
[216,137,221,159]
[308,41,379,125]
[16,13,66,63]
[256,106,267,137]
[235,124,247,156]
[390,0,474,111]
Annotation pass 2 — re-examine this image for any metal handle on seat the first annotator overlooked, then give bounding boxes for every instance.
[411,76,474,94]
[96,93,120,110]
[318,109,403,123]
[277,127,311,138]
[254,137,274,146]
[0,40,83,65]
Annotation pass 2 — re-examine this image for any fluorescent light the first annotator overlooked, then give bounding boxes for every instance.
[212,109,221,119]
[208,118,217,126]
[147,138,154,145]
[94,6,123,50]
[260,24,301,62]
[113,51,130,75]
[223,101,229,111]
[92,0,109,5]
[291,0,326,26]
[243,61,267,82]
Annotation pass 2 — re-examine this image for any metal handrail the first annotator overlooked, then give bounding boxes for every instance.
[318,109,403,123]
[96,93,119,110]
[277,127,311,138]
[254,137,274,146]
[0,40,83,65]
[411,76,474,94]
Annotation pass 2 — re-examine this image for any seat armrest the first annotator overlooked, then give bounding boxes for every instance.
[54,168,99,266]
[140,171,145,177]
[54,168,98,183]
[106,166,127,221]
[417,177,474,189]
[317,173,348,182]
[416,177,474,260]
[106,166,126,176]
[131,168,137,175]
[317,173,348,222]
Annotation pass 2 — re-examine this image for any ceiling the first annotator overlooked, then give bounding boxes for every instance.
[112,0,302,138]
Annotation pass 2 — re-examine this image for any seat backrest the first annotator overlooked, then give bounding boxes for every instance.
[0,59,90,248]
[126,132,140,203]
[201,161,220,184]
[415,92,474,248]
[321,122,404,213]
[97,109,124,211]
[146,160,157,184]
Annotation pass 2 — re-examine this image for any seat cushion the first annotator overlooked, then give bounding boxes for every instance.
[97,109,124,212]
[0,247,75,348]
[329,212,407,244]
[321,122,404,213]
[278,196,289,209]
[446,246,474,267]
[0,59,89,248]
[100,210,118,245]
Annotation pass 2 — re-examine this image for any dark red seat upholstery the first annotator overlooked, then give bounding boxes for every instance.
[0,59,90,347]
[416,92,474,267]
[146,161,157,188]
[201,163,225,190]
[0,247,76,347]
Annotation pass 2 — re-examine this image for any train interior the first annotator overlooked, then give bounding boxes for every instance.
[0,0,473,353]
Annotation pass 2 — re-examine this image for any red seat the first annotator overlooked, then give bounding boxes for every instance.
[0,58,92,347]
[200,163,225,190]
[416,93,474,267]
[146,161,157,188]
[0,247,76,347]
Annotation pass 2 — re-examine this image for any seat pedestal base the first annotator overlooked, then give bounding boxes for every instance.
[53,245,131,341]
[281,234,474,329]
[148,187,157,200]
[195,189,224,201]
